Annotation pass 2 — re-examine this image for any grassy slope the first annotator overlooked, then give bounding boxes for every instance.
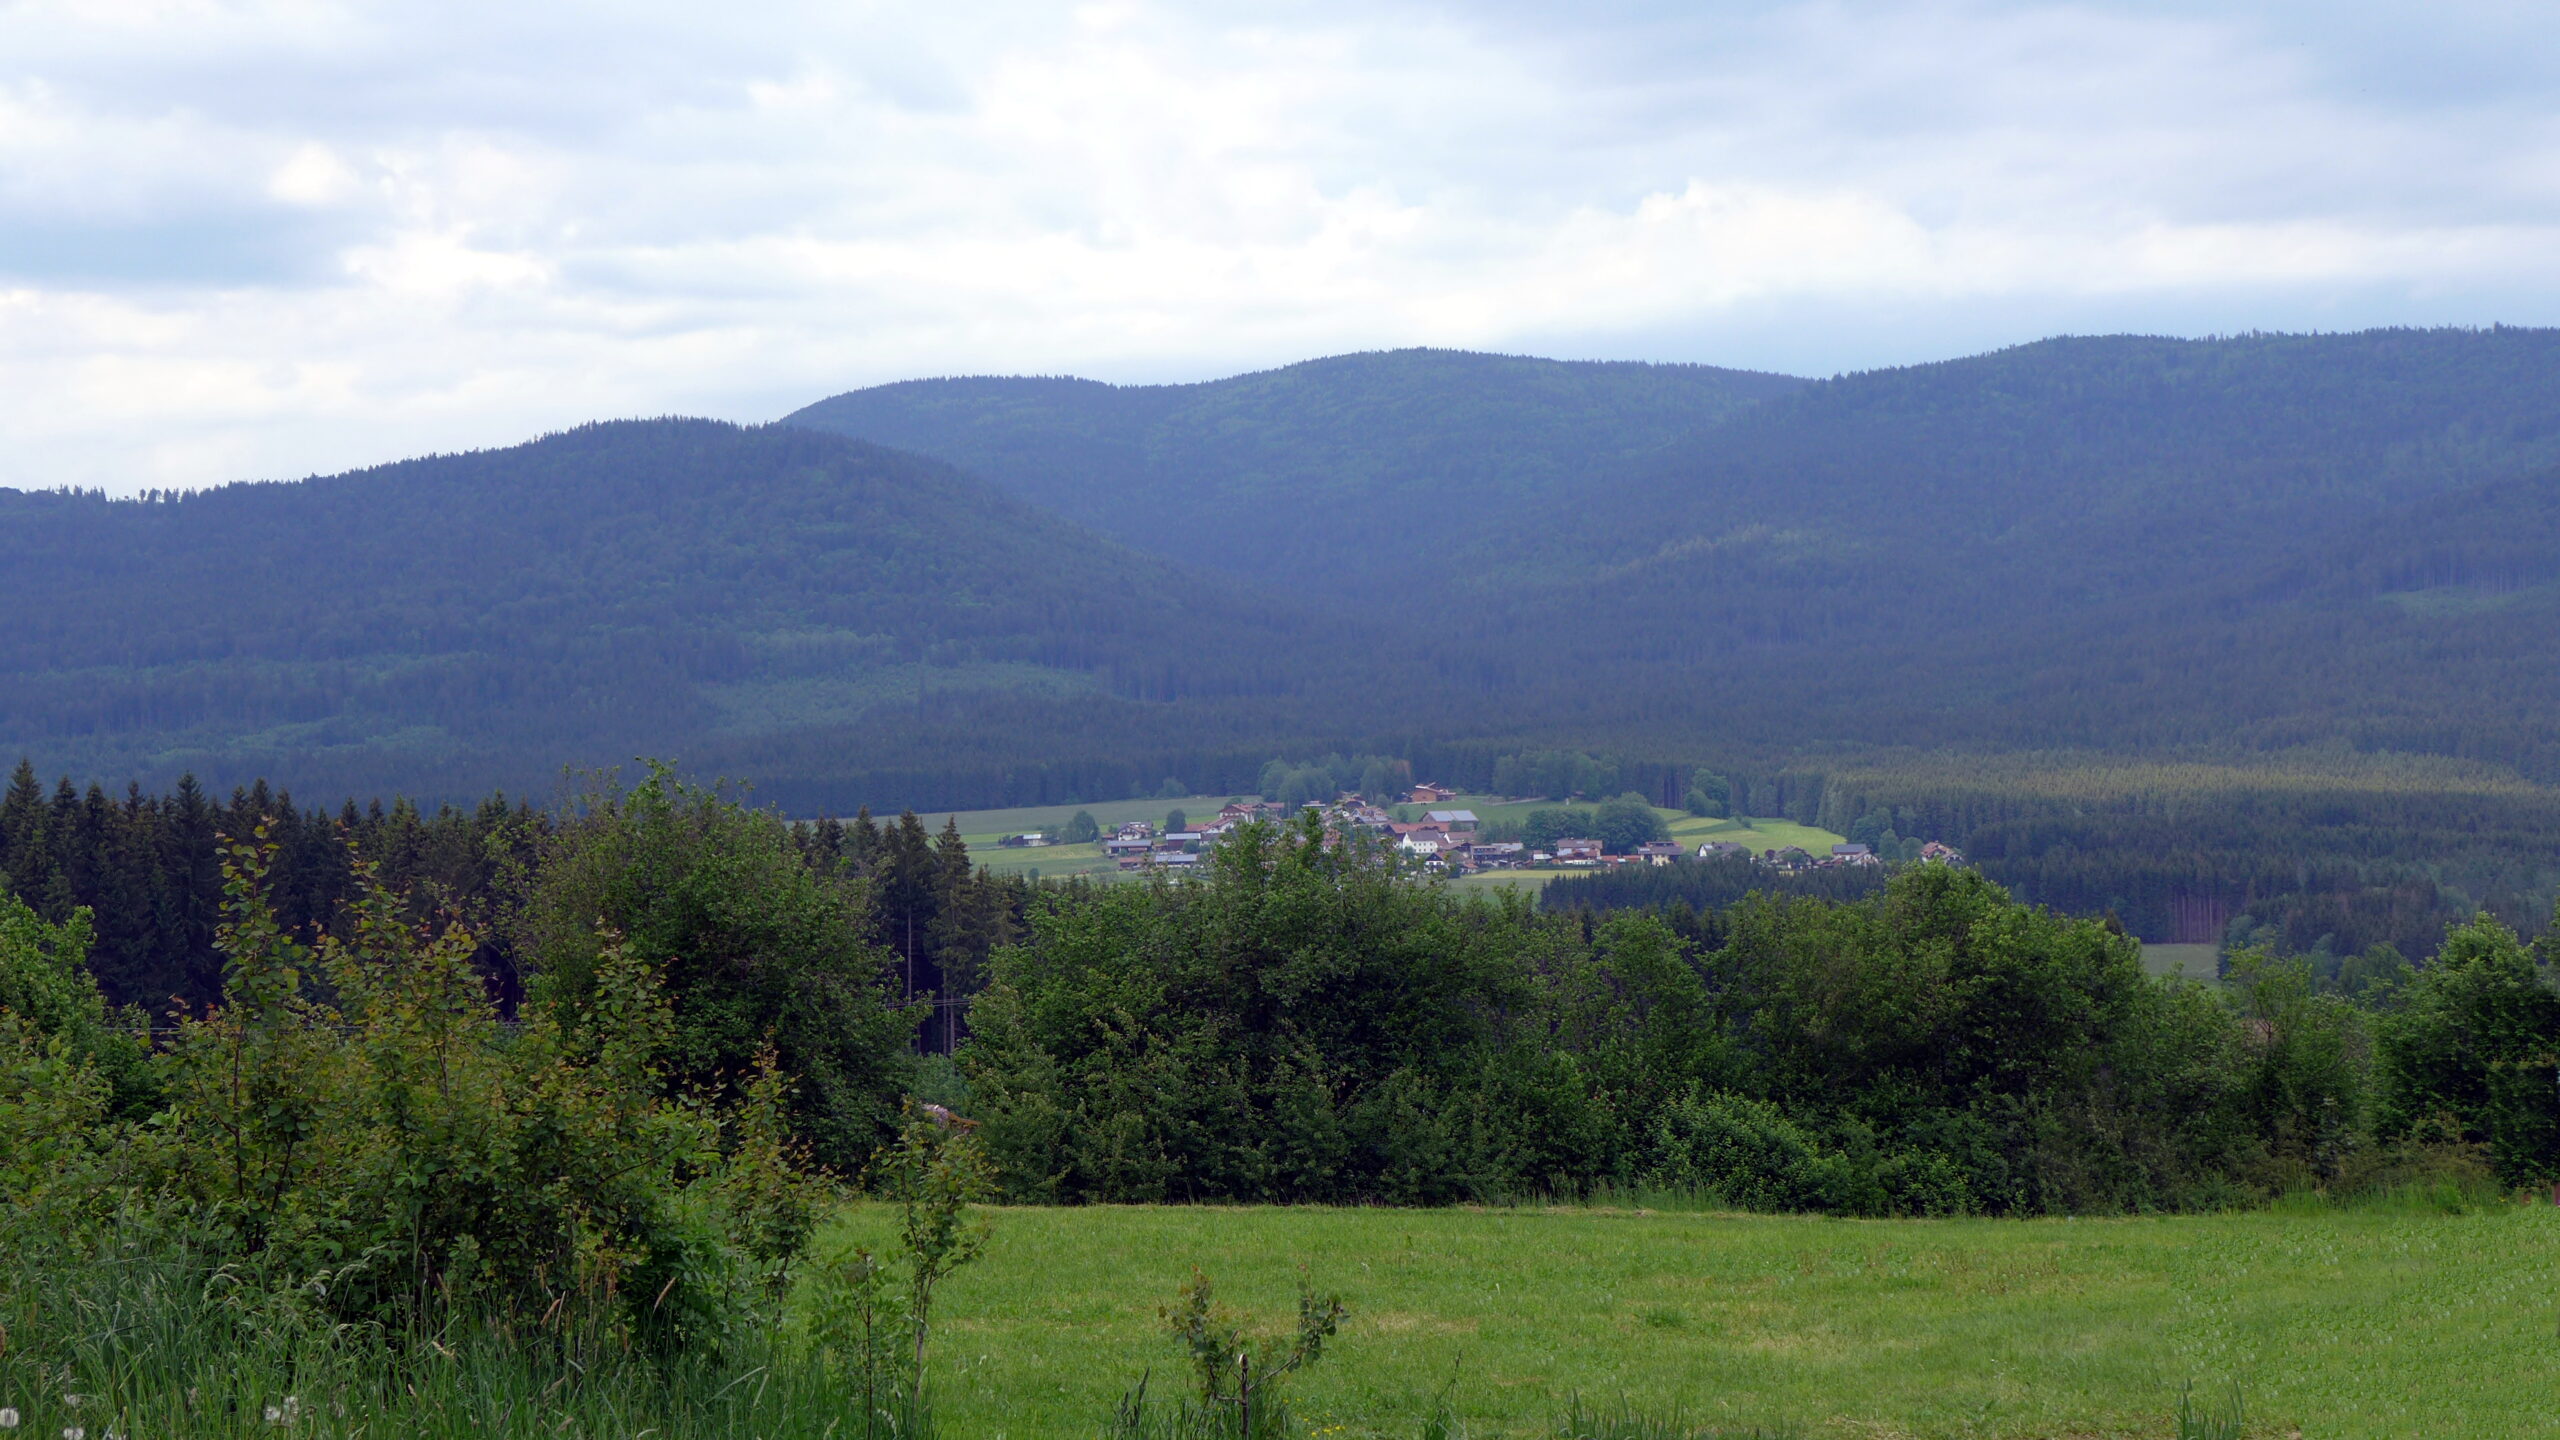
[827,1200,2560,1440]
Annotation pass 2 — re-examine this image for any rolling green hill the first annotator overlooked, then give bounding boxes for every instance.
[0,419,1344,803]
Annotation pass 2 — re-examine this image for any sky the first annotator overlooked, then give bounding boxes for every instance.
[5,0,2558,495]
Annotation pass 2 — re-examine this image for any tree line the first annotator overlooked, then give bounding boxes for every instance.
[12,763,2558,1216]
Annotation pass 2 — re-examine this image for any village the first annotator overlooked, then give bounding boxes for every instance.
[997,781,1965,876]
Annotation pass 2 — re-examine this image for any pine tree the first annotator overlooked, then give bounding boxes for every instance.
[875,812,939,1006]
[0,758,45,886]
[849,806,884,876]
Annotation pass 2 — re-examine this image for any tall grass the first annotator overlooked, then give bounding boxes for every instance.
[0,1229,864,1440]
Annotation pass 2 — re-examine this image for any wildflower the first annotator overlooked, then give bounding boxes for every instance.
[262,1410,278,1426]
[280,1397,300,1424]
[62,1428,83,1440]
[0,1408,19,1429]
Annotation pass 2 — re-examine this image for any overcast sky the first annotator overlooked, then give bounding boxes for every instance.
[6,0,2558,494]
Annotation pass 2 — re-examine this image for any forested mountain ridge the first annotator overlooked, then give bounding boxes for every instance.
[12,327,2560,819]
[1515,328,2560,602]
[1412,329,2560,763]
[0,418,1340,801]
[783,348,1805,584]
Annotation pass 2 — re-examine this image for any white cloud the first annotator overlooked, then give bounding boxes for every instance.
[3,0,2558,493]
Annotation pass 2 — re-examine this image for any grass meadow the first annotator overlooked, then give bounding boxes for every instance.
[822,1197,2560,1440]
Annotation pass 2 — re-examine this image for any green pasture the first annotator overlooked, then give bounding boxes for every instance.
[824,1198,2560,1439]
[1665,813,1846,856]
[2141,944,2222,983]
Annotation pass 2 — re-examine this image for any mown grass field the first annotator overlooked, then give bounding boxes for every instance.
[821,1199,2560,1440]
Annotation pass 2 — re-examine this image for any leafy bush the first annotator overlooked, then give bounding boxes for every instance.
[2373,911,2560,1184]
[135,829,802,1349]
[1591,795,1670,855]
[519,763,917,1170]
[1683,770,1730,819]
[1109,1269,1345,1440]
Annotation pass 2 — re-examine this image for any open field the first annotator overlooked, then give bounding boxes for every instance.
[2141,943,2222,982]
[1666,812,1847,855]
[824,1199,2560,1440]
[926,791,1848,889]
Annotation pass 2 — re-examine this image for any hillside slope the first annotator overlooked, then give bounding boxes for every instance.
[783,349,1805,584]
[1427,329,2560,767]
[0,419,1336,802]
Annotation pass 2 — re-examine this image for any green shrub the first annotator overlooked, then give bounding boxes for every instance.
[519,763,917,1171]
[1109,1269,1345,1440]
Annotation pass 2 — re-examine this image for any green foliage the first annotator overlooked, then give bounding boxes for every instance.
[1591,794,1670,855]
[1494,751,1619,802]
[962,833,2321,1212]
[809,1099,997,1436]
[1064,810,1102,844]
[519,763,917,1168]
[1116,1268,1345,1440]
[1683,770,1730,818]
[2374,912,2560,1183]
[2224,950,2369,1185]
[2174,1382,2245,1440]
[1166,809,1188,835]
[1521,808,1594,851]
[111,828,836,1351]
[1810,751,2560,957]
[0,884,153,1117]
[809,1243,921,1438]
[1540,853,1891,915]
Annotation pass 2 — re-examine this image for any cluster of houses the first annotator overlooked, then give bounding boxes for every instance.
[1002,784,1966,877]
[1736,839,1968,872]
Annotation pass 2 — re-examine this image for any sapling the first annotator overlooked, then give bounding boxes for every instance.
[1161,1267,1346,1440]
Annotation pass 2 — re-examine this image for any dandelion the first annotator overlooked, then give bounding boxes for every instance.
[0,1408,19,1429]
[62,1427,83,1440]
[262,1409,278,1426]
[280,1397,300,1424]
